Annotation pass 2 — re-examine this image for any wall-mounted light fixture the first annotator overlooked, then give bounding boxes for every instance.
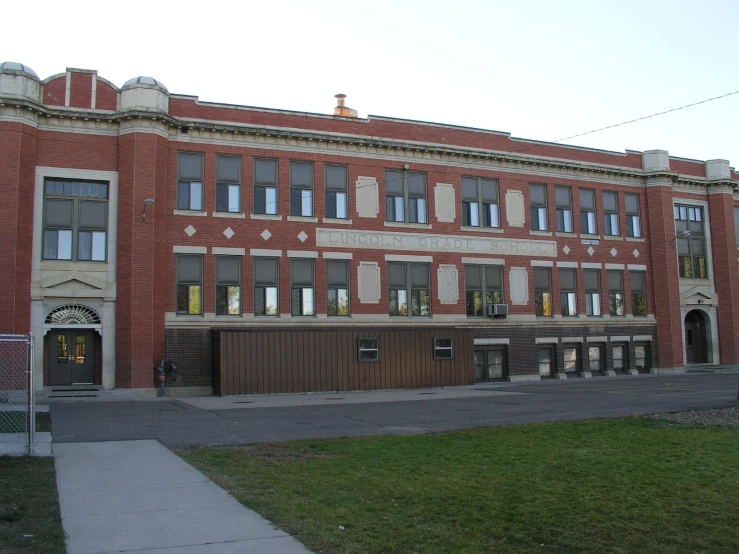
[669,230,691,245]
[141,198,154,222]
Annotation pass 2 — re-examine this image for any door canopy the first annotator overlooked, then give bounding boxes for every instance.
[45,305,101,325]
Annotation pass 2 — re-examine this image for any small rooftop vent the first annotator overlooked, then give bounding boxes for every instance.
[334,93,357,118]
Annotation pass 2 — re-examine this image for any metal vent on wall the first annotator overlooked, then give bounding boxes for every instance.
[45,305,101,325]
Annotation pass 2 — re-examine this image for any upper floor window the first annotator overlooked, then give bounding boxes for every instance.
[555,186,573,233]
[464,265,503,317]
[389,262,430,317]
[176,254,202,315]
[584,269,601,316]
[674,205,707,278]
[327,260,350,316]
[462,177,499,228]
[177,152,203,211]
[215,256,241,315]
[325,164,348,219]
[607,270,624,316]
[603,191,619,236]
[290,161,313,217]
[43,180,108,262]
[625,194,642,238]
[530,184,548,231]
[559,268,577,316]
[216,155,241,213]
[386,170,427,224]
[579,189,597,234]
[533,267,552,316]
[254,158,278,215]
[631,271,647,316]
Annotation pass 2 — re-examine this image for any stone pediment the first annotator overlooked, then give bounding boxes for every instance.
[40,272,106,291]
[680,287,716,306]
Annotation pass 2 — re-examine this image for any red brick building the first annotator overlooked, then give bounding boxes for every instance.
[2,62,738,396]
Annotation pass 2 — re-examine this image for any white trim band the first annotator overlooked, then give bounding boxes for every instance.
[250,249,283,257]
[556,261,578,268]
[474,338,510,345]
[605,263,625,270]
[212,247,246,255]
[627,264,647,271]
[173,246,207,254]
[581,262,603,269]
[288,250,319,259]
[530,260,554,267]
[322,252,353,259]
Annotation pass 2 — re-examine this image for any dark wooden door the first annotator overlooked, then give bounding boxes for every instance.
[685,311,707,364]
[49,330,96,385]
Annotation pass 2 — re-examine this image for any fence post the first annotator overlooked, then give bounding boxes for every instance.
[27,334,34,456]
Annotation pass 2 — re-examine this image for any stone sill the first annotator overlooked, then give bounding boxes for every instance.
[213,212,245,219]
[250,213,282,221]
[173,210,207,217]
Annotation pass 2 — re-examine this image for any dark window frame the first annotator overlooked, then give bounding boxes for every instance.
[559,267,577,316]
[433,337,454,360]
[631,270,647,316]
[291,258,316,316]
[254,257,279,316]
[634,342,650,371]
[555,185,573,233]
[388,262,431,317]
[584,269,602,316]
[177,152,204,212]
[608,270,625,316]
[588,344,603,372]
[385,169,428,224]
[529,183,548,231]
[534,267,552,317]
[358,337,380,362]
[474,347,507,381]
[626,193,642,238]
[326,259,350,316]
[42,179,109,263]
[603,191,620,236]
[215,154,242,214]
[579,188,597,234]
[674,204,708,279]
[612,344,627,372]
[253,158,278,216]
[464,264,504,317]
[325,163,348,220]
[563,345,579,373]
[538,346,555,377]
[289,160,314,217]
[215,255,242,316]
[176,254,203,315]
[461,176,500,228]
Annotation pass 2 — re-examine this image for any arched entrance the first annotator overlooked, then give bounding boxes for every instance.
[44,305,102,386]
[684,309,710,364]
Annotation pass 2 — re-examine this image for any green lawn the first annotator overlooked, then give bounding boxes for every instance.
[0,457,65,553]
[180,418,739,554]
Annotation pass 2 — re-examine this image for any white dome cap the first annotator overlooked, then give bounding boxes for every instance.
[122,76,168,92]
[0,61,39,79]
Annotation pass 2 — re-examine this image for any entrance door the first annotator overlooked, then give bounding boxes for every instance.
[684,310,708,364]
[48,330,96,385]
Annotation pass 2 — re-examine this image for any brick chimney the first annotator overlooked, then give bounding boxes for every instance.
[333,93,358,118]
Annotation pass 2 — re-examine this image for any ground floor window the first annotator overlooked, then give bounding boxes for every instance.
[588,345,602,372]
[634,343,649,371]
[434,337,454,360]
[537,346,554,377]
[612,344,626,372]
[563,346,579,373]
[358,338,379,362]
[474,347,506,381]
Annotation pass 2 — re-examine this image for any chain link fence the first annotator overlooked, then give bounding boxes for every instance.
[0,334,34,456]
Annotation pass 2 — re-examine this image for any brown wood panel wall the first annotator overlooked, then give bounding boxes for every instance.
[213,327,475,396]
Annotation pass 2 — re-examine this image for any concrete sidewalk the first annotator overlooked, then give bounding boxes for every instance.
[54,440,311,554]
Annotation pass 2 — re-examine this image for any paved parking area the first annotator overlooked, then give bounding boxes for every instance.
[50,373,739,448]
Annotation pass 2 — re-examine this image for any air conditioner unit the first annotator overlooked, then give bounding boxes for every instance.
[487,304,509,317]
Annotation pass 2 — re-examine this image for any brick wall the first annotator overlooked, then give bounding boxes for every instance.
[164,328,212,387]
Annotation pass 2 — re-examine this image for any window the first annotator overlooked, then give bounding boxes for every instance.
[579,189,597,234]
[589,345,602,372]
[464,265,503,317]
[215,155,241,213]
[555,186,573,233]
[534,267,552,317]
[559,268,577,316]
[538,346,554,377]
[474,348,506,381]
[563,346,579,373]
[434,337,454,360]
[626,194,641,238]
[358,338,379,362]
[634,343,649,371]
[631,271,647,316]
[176,254,202,315]
[529,183,548,231]
[290,161,313,217]
[385,169,427,223]
[674,205,707,278]
[734,206,739,245]
[177,152,203,211]
[325,164,348,219]
[388,262,430,317]
[254,258,278,315]
[612,345,626,372]
[327,260,350,316]
[43,180,108,262]
[462,177,500,228]
[291,259,315,316]
[608,270,624,316]
[603,191,619,236]
[215,256,241,315]
[254,158,278,215]
[584,269,601,316]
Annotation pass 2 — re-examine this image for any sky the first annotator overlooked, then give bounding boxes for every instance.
[2,0,738,164]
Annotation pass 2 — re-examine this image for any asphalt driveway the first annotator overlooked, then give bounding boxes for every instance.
[49,373,739,448]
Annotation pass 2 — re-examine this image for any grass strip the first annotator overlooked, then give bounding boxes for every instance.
[180,417,739,554]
